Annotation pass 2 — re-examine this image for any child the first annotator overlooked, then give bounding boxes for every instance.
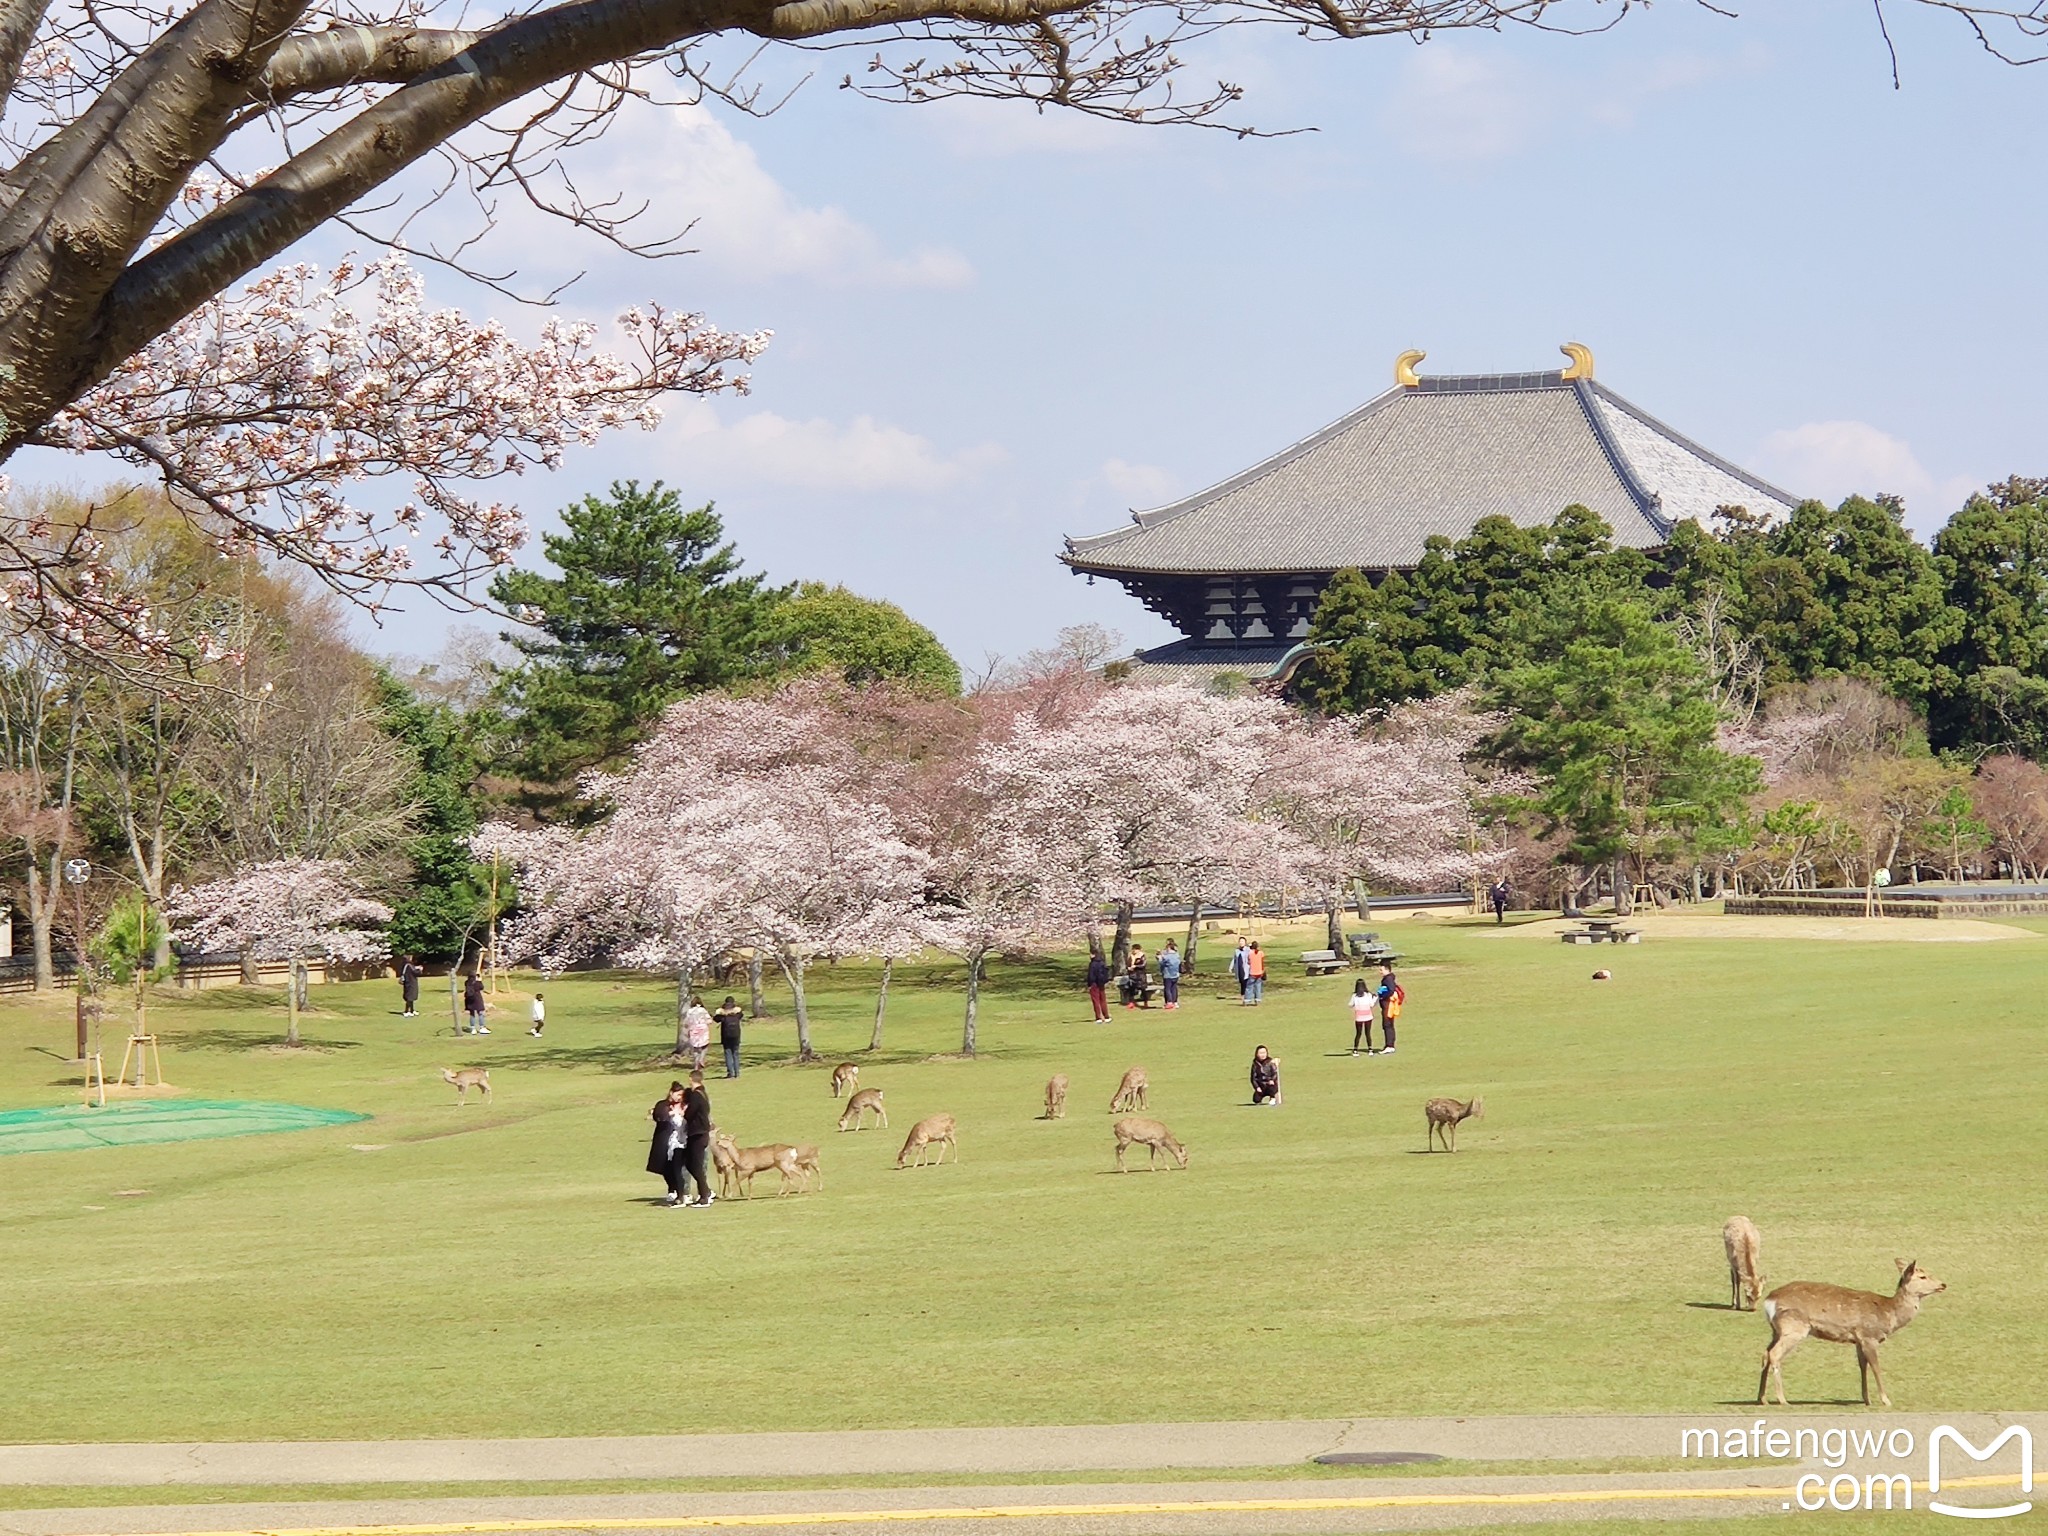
[1376,964,1403,1055]
[529,992,546,1038]
[1350,978,1375,1057]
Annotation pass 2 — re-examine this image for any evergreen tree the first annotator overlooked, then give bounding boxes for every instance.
[489,482,787,810]
[762,583,962,694]
[1932,478,2048,753]
[376,674,492,962]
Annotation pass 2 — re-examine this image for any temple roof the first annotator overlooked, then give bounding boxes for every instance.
[1062,360,1799,577]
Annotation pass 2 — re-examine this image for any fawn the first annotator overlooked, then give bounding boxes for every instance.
[1108,1066,1148,1114]
[829,1062,859,1098]
[838,1087,887,1131]
[790,1144,823,1193]
[1044,1074,1069,1120]
[897,1113,958,1168]
[1724,1216,1764,1312]
[1423,1095,1482,1152]
[1111,1116,1187,1171]
[1758,1260,1946,1408]
[441,1067,490,1104]
[710,1130,801,1198]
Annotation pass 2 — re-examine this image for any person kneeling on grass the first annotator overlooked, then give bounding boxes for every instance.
[1251,1045,1281,1106]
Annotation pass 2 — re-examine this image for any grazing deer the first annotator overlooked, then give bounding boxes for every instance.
[441,1068,490,1104]
[710,1130,802,1198]
[1111,1116,1187,1172]
[1758,1260,1946,1408]
[897,1113,958,1168]
[1044,1074,1069,1120]
[829,1062,859,1098]
[838,1087,887,1131]
[791,1144,823,1193]
[1108,1066,1148,1113]
[1423,1095,1482,1152]
[1724,1216,1764,1312]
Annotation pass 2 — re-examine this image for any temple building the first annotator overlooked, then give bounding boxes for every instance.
[1060,345,1799,682]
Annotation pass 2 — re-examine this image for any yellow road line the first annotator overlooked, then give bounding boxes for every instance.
[64,1473,2029,1535]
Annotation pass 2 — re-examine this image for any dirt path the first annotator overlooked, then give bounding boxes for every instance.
[1486,913,2034,943]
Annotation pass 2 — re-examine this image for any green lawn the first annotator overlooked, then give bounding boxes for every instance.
[1,916,2044,1443]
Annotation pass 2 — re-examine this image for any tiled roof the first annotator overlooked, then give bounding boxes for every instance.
[1118,639,1298,684]
[1063,371,1799,577]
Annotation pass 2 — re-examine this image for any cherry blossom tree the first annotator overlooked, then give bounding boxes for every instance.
[166,857,390,1044]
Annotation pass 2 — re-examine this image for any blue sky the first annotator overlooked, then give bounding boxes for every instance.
[45,0,2048,670]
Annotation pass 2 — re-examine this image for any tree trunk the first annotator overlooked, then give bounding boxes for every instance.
[240,950,260,985]
[782,951,815,1061]
[961,951,983,1057]
[1352,878,1373,926]
[1612,859,1633,917]
[286,956,302,1047]
[1324,892,1342,951]
[448,969,462,1034]
[747,952,766,1017]
[868,956,893,1051]
[1182,901,1202,976]
[1110,899,1134,974]
[28,868,54,991]
[675,969,690,1057]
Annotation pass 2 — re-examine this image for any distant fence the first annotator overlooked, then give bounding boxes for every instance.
[0,951,388,997]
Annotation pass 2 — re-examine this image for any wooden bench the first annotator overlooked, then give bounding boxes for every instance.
[1298,949,1348,975]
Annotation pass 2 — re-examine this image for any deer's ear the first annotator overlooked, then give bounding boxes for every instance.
[1896,1258,1913,1272]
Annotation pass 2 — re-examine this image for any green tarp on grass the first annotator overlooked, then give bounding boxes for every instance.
[0,1100,368,1154]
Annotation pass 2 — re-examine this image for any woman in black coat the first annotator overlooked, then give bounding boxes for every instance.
[679,1074,714,1206]
[647,1082,687,1206]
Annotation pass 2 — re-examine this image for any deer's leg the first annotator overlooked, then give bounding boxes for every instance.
[1860,1341,1889,1408]
[1116,1141,1128,1172]
[1760,1318,1805,1406]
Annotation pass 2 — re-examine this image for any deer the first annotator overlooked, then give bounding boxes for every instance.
[1112,1116,1188,1172]
[790,1143,823,1193]
[1044,1074,1069,1120]
[709,1130,802,1198]
[440,1068,490,1105]
[1723,1216,1764,1312]
[897,1113,958,1168]
[1423,1095,1482,1152]
[829,1062,859,1098]
[838,1087,887,1131]
[1108,1066,1148,1114]
[1758,1260,1946,1409]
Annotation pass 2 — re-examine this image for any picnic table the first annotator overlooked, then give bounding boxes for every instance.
[1560,917,1642,945]
[1298,949,1348,975]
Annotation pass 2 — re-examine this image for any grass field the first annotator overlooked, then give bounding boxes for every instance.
[2,913,2045,1444]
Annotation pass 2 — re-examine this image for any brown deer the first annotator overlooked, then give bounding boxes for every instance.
[790,1143,823,1193]
[1723,1216,1764,1311]
[1108,1066,1148,1113]
[838,1087,887,1131]
[710,1130,801,1198]
[897,1113,958,1168]
[440,1067,490,1105]
[1112,1116,1188,1171]
[829,1062,859,1098]
[1424,1095,1482,1152]
[1758,1260,1946,1408]
[1043,1074,1069,1120]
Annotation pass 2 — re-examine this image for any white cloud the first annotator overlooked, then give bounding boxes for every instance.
[1386,52,1536,164]
[1101,458,1179,507]
[636,104,973,288]
[1755,420,1978,528]
[667,399,1006,493]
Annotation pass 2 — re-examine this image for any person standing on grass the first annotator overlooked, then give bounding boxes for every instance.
[1250,1045,1281,1105]
[684,994,713,1074]
[529,992,546,1038]
[1231,938,1251,1003]
[399,956,421,1018]
[1125,942,1150,1009]
[463,970,489,1034]
[1490,878,1511,925]
[1376,963,1403,1055]
[1086,949,1111,1024]
[681,1070,715,1206]
[1350,977,1376,1056]
[714,994,745,1077]
[647,1081,688,1206]
[1245,940,1266,1005]
[1158,940,1182,1011]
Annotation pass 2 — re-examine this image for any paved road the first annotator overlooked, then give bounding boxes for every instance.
[1,1416,2036,1536]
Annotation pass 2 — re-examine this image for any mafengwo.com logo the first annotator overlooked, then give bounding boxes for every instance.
[1680,1421,2033,1517]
